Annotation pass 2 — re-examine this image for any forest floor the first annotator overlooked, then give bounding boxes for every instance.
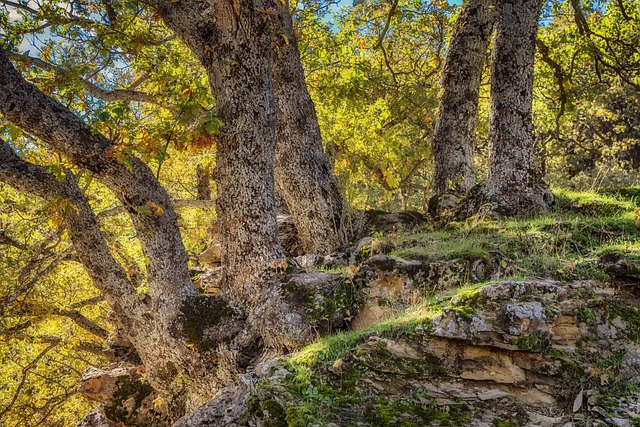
[177,187,640,427]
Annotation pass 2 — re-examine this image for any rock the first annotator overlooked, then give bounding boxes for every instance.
[620,344,640,382]
[353,236,396,263]
[501,301,548,336]
[460,346,527,384]
[477,389,511,401]
[525,413,564,426]
[78,366,141,403]
[74,407,115,427]
[431,310,490,340]
[294,252,349,269]
[198,242,221,266]
[194,266,222,295]
[77,365,167,426]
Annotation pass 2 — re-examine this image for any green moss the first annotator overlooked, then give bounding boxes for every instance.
[261,399,287,427]
[611,306,640,341]
[181,295,233,352]
[552,188,636,216]
[299,278,356,326]
[494,419,519,427]
[516,332,549,352]
[104,375,154,423]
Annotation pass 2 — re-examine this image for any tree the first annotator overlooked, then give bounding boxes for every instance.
[0,0,350,416]
[0,47,222,404]
[482,0,552,215]
[432,0,495,196]
[272,8,344,254]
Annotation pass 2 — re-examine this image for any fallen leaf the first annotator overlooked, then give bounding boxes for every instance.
[573,389,584,412]
[600,374,609,386]
[584,366,600,378]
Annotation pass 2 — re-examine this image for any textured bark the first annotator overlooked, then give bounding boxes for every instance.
[0,50,220,402]
[150,0,284,302]
[271,8,343,254]
[482,0,552,215]
[432,0,495,196]
[196,164,212,201]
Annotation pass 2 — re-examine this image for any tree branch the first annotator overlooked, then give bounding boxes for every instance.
[374,0,400,50]
[0,0,39,16]
[0,137,143,328]
[0,228,26,250]
[0,47,195,304]
[536,39,567,133]
[8,53,163,105]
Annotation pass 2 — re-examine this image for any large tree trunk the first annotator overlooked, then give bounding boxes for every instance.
[151,0,284,301]
[271,7,344,254]
[482,0,552,215]
[432,0,495,196]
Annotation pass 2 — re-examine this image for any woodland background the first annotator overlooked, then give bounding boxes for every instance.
[1,0,640,425]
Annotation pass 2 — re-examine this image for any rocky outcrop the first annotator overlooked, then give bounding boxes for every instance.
[76,364,174,426]
[175,278,640,426]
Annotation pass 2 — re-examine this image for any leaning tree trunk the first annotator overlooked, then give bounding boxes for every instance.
[482,0,552,215]
[271,7,344,254]
[432,0,495,196]
[0,49,221,404]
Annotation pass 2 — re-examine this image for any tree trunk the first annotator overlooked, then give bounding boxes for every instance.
[196,164,212,200]
[0,47,233,406]
[0,138,220,407]
[271,7,344,254]
[482,0,552,215]
[432,0,495,196]
[151,0,284,302]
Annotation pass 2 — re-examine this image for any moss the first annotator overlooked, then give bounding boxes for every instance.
[552,188,635,216]
[104,375,154,423]
[516,332,549,352]
[261,399,287,427]
[299,278,356,327]
[181,295,233,352]
[611,306,640,341]
[494,419,519,427]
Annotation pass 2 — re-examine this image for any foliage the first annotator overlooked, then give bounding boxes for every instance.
[1,0,640,423]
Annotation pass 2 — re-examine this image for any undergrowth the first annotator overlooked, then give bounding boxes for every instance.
[251,188,640,426]
[391,187,640,282]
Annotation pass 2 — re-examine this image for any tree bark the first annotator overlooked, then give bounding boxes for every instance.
[150,0,284,303]
[271,7,344,254]
[482,0,552,215]
[432,0,495,196]
[0,49,221,403]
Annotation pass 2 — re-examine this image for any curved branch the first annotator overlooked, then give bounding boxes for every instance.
[8,53,162,105]
[0,137,142,330]
[0,47,194,304]
[374,0,400,50]
[51,308,109,339]
[536,39,567,132]
[0,0,39,16]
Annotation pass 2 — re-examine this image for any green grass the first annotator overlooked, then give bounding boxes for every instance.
[250,188,640,426]
[390,188,639,283]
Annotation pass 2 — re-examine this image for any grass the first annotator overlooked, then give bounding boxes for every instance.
[251,188,640,426]
[390,188,639,283]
